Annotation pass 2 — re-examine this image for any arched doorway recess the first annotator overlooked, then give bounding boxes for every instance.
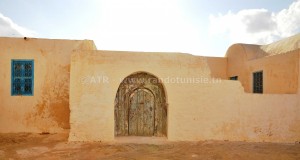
[114,72,167,137]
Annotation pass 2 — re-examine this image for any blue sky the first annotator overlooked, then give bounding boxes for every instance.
[0,0,299,57]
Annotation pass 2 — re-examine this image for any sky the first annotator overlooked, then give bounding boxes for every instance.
[0,0,299,57]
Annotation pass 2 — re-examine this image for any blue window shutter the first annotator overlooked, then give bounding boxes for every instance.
[11,60,34,96]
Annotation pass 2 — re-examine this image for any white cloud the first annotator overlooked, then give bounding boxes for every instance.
[209,0,300,44]
[0,13,36,37]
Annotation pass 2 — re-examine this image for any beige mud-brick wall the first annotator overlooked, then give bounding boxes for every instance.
[166,81,300,142]
[69,50,227,141]
[226,44,299,94]
[247,52,298,94]
[69,50,300,142]
[0,37,96,133]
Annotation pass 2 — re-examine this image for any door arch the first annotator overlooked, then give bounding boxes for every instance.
[114,72,167,137]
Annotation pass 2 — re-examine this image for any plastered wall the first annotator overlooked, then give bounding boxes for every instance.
[227,44,299,94]
[0,37,96,133]
[167,84,300,142]
[1,37,299,143]
[69,50,226,141]
[69,50,300,143]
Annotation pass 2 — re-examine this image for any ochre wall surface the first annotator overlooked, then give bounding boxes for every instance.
[1,36,300,143]
[69,51,227,141]
[226,44,299,94]
[0,37,96,133]
[69,50,300,143]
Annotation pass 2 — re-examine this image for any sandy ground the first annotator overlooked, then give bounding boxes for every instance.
[0,132,300,160]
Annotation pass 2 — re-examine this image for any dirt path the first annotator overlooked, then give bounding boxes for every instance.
[0,133,299,160]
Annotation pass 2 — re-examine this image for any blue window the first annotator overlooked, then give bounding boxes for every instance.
[11,60,34,96]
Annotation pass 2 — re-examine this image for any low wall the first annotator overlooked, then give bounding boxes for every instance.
[167,81,300,142]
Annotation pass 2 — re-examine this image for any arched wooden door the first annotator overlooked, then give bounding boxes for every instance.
[129,89,154,136]
[115,72,167,137]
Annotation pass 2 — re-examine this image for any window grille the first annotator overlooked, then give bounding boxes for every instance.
[11,60,34,96]
[253,71,263,94]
